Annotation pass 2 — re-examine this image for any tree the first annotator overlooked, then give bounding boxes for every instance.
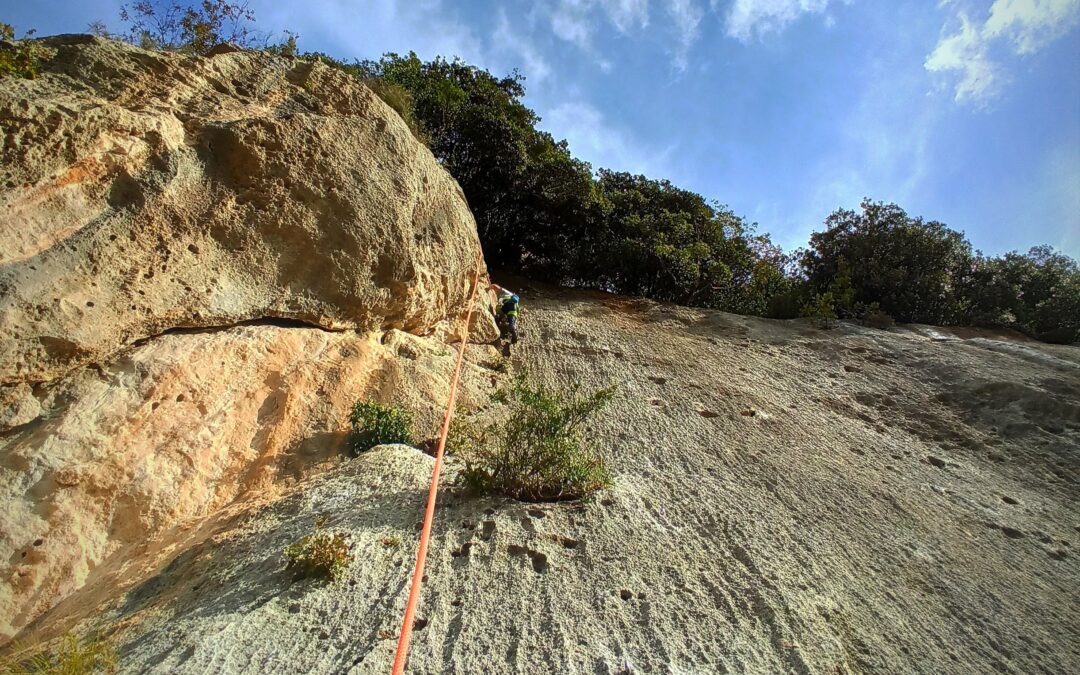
[960,246,1080,342]
[803,200,973,324]
[0,23,50,79]
[118,1,261,53]
[588,171,785,313]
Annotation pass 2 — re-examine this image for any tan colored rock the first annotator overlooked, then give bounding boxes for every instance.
[122,289,1080,673]
[0,35,503,638]
[14,285,1079,673]
[0,35,497,389]
[0,383,40,428]
[0,322,497,639]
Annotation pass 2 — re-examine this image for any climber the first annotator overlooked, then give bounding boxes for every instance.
[489,282,520,346]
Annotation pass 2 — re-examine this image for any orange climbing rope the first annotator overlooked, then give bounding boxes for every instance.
[391,259,484,675]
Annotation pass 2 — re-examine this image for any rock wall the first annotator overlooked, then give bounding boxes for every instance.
[0,323,503,639]
[0,35,497,390]
[0,36,500,639]
[14,284,1079,674]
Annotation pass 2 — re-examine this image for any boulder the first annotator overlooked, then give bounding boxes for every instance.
[0,35,501,638]
[0,35,498,389]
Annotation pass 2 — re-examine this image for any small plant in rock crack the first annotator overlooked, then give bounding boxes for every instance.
[283,516,354,581]
[1,632,118,674]
[380,535,400,548]
[490,355,511,374]
[451,374,615,502]
[349,399,413,454]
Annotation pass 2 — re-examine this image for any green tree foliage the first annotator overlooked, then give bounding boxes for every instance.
[118,1,261,53]
[803,200,973,325]
[0,23,52,79]
[802,201,1077,342]
[800,292,838,329]
[959,246,1080,343]
[586,171,786,312]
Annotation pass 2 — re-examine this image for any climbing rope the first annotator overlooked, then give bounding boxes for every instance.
[391,258,483,675]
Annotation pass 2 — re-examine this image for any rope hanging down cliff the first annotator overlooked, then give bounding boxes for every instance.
[391,259,483,675]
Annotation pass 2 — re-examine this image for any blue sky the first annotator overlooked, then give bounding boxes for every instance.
[5,0,1079,258]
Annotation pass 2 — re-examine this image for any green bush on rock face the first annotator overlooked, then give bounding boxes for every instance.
[858,304,896,330]
[800,292,838,329]
[0,23,53,79]
[1,632,118,674]
[283,516,353,581]
[452,375,614,502]
[349,400,413,454]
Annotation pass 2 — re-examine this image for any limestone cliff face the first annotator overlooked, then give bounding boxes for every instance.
[0,35,497,389]
[0,36,499,638]
[11,283,1080,674]
[0,323,503,640]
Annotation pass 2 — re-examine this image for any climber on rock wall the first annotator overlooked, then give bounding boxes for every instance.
[489,283,520,350]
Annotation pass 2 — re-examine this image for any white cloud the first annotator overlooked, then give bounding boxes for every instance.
[669,0,705,71]
[984,0,1080,53]
[542,101,675,175]
[600,0,651,31]
[924,11,1007,103]
[492,9,552,83]
[550,0,596,49]
[545,0,650,50]
[926,0,1080,104]
[259,0,483,64]
[724,0,843,41]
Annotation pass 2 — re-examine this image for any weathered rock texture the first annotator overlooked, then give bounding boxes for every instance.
[0,323,503,639]
[8,283,1079,673]
[0,35,496,389]
[0,35,499,638]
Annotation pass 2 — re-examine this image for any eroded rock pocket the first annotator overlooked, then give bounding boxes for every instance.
[507,544,549,573]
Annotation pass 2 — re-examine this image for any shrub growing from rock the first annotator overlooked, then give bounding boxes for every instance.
[349,400,413,454]
[1,632,117,674]
[800,292,838,329]
[0,24,53,79]
[859,305,896,330]
[283,516,353,581]
[453,375,614,502]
